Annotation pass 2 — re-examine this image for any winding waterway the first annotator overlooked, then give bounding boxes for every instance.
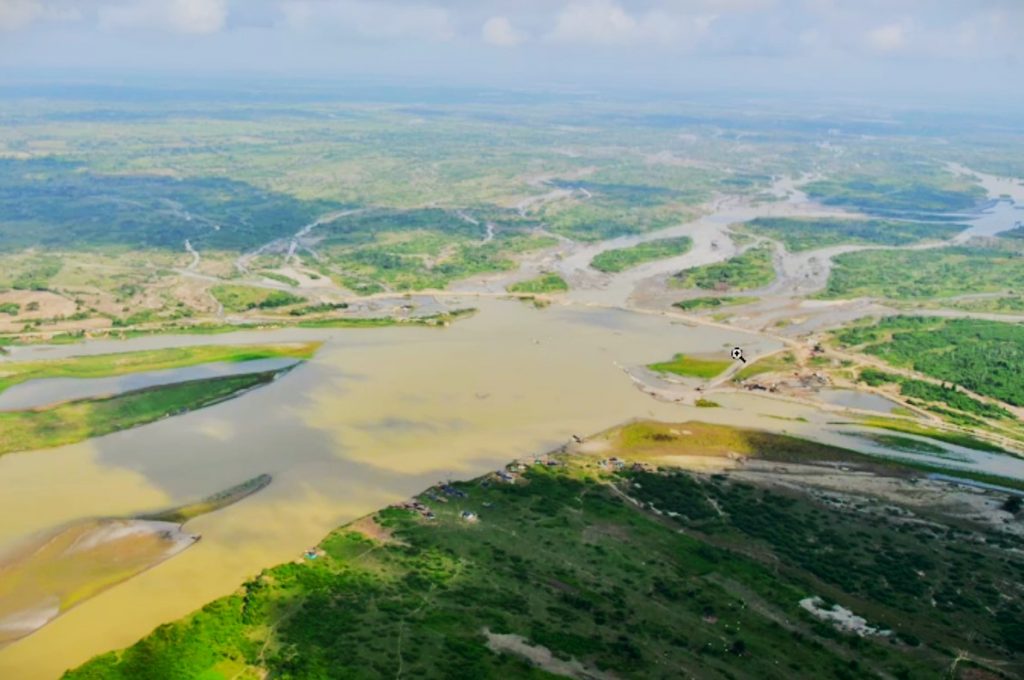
[1,166,1022,678]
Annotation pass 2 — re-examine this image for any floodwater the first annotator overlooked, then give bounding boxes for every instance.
[816,388,900,414]
[0,298,779,679]
[0,358,298,411]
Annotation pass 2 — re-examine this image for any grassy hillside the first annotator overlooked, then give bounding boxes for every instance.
[63,421,1024,680]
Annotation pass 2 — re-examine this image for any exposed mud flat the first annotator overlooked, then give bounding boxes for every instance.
[0,519,197,646]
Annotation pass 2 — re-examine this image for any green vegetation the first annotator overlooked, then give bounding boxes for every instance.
[739,217,963,251]
[505,273,568,295]
[138,474,273,524]
[695,398,721,408]
[673,296,756,311]
[648,354,731,379]
[260,272,300,287]
[590,236,692,273]
[820,246,1024,300]
[0,343,319,395]
[672,246,775,292]
[295,308,476,329]
[0,157,343,252]
[837,317,1024,407]
[0,371,282,456]
[803,170,985,215]
[938,295,1024,314]
[210,285,305,313]
[857,368,1012,420]
[65,421,1024,680]
[0,302,19,315]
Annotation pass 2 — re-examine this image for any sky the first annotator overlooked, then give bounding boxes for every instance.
[0,0,1021,101]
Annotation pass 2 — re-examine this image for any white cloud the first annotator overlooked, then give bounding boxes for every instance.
[99,0,227,35]
[482,15,525,47]
[0,0,42,31]
[547,0,714,47]
[548,0,639,45]
[277,1,454,42]
[0,0,79,31]
[865,22,907,53]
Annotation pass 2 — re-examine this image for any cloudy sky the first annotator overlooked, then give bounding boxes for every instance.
[0,0,1021,100]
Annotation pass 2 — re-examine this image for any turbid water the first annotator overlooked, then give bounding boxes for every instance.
[0,299,786,678]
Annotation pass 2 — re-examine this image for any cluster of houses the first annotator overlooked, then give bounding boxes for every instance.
[596,456,656,473]
[393,499,437,521]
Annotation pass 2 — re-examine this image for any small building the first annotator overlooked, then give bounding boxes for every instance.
[460,510,478,523]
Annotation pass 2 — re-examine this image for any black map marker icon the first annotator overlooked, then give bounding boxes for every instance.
[731,347,746,363]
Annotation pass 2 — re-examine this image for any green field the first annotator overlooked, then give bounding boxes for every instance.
[590,236,693,273]
[210,285,305,312]
[672,246,775,291]
[0,371,282,456]
[836,317,1024,407]
[819,246,1024,300]
[64,421,1024,680]
[738,217,963,251]
[505,273,569,294]
[0,343,319,394]
[674,296,756,311]
[648,353,732,379]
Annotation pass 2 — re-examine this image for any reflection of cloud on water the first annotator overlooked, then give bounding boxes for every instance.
[198,419,235,442]
[356,416,468,434]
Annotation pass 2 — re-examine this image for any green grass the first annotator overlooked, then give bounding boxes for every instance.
[0,371,282,456]
[64,420,1024,680]
[648,354,731,379]
[0,343,319,395]
[819,246,1024,300]
[673,296,756,311]
[210,285,305,312]
[589,236,692,273]
[738,217,963,251]
[695,398,721,408]
[672,245,775,292]
[506,273,569,295]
